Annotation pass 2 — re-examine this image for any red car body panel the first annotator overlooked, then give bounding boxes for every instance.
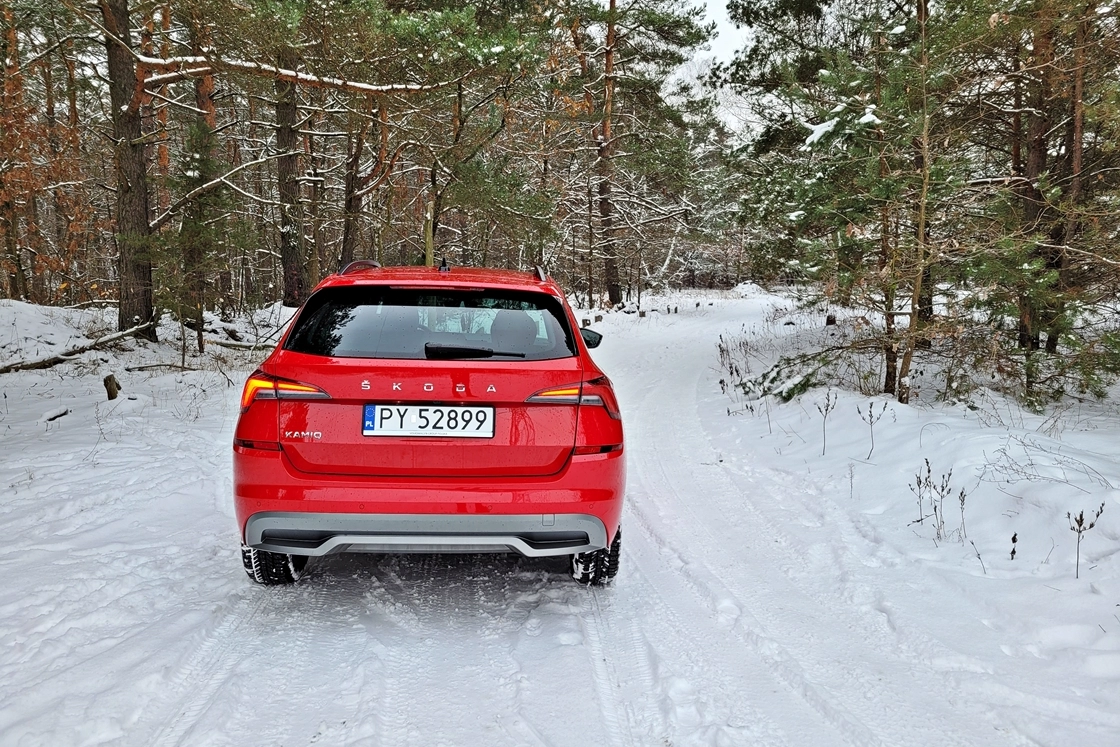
[233,449,624,530]
[270,355,583,477]
[233,266,624,557]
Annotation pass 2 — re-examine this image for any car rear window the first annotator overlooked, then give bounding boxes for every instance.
[284,286,577,360]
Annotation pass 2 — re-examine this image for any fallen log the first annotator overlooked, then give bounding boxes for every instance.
[204,336,281,351]
[0,320,156,375]
[204,337,261,350]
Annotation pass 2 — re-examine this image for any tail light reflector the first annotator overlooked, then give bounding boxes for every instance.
[234,439,282,451]
[574,444,623,455]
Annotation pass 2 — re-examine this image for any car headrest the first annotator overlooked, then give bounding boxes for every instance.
[489,309,539,351]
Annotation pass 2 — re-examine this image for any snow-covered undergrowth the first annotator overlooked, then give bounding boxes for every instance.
[1,289,1118,746]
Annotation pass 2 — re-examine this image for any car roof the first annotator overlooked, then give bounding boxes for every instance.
[317,265,563,296]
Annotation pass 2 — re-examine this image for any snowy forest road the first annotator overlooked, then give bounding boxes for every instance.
[0,297,1081,746]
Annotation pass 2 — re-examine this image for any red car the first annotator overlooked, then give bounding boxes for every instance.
[234,263,624,585]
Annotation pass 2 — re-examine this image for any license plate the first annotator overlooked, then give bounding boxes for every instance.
[362,404,495,438]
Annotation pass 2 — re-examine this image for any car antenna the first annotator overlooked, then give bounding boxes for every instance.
[439,257,450,273]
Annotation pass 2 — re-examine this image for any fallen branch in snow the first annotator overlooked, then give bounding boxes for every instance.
[0,320,156,375]
[204,337,267,350]
[64,299,119,309]
[124,363,200,372]
[40,407,70,423]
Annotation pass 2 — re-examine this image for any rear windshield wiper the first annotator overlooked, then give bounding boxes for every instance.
[424,343,527,359]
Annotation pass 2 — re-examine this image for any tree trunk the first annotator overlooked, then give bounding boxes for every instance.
[276,46,306,307]
[598,0,621,306]
[101,0,156,338]
[306,110,323,284]
[872,28,896,395]
[155,4,171,213]
[587,178,594,306]
[897,0,932,403]
[1017,9,1055,350]
[180,22,217,354]
[341,97,387,269]
[427,163,444,263]
[836,231,859,306]
[0,4,25,300]
[339,126,365,268]
[1,204,23,299]
[1044,6,1090,354]
[40,37,71,276]
[28,194,45,303]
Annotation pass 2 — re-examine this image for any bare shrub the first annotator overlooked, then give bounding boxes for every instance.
[1067,503,1105,579]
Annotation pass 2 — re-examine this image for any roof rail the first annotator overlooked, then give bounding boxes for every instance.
[534,265,548,282]
[339,259,382,275]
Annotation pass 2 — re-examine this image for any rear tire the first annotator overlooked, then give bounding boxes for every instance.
[241,544,307,585]
[570,527,621,586]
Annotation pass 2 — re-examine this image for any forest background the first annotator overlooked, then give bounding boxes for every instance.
[1,0,1118,407]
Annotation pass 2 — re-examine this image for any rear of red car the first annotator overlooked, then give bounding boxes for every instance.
[233,267,624,585]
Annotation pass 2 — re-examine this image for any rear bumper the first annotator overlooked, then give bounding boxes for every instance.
[234,446,624,552]
[245,512,608,557]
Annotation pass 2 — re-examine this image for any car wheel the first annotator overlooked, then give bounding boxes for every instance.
[241,544,308,585]
[570,527,621,586]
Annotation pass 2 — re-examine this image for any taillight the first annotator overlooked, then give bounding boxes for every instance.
[526,379,620,419]
[240,372,330,412]
[241,374,277,410]
[275,379,330,399]
[526,385,581,404]
[532,376,624,457]
[580,376,621,420]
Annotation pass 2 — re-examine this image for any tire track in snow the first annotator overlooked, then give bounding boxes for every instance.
[368,556,444,747]
[622,504,857,747]
[578,591,636,747]
[581,581,708,747]
[377,636,435,746]
[630,471,891,746]
[611,317,876,745]
[634,418,937,745]
[362,554,555,747]
[146,592,270,747]
[238,570,375,746]
[617,315,1025,747]
[147,573,355,747]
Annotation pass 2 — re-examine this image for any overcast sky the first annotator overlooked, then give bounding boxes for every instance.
[702,0,745,62]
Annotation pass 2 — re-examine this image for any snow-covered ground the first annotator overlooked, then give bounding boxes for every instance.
[1,289,1118,747]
